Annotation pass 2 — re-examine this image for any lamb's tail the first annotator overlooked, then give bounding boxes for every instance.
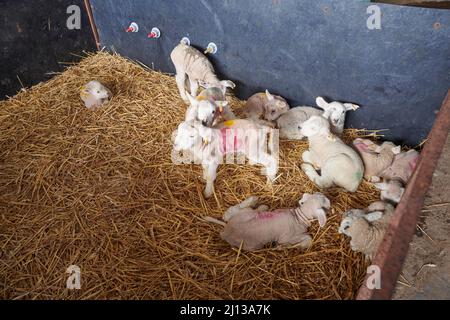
[203,216,226,227]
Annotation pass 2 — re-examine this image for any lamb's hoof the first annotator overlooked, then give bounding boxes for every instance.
[203,187,214,199]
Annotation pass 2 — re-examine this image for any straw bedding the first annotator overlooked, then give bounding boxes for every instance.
[0,52,381,299]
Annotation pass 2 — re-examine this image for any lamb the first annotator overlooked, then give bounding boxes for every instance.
[338,201,395,260]
[170,41,235,103]
[185,87,235,127]
[276,97,359,139]
[352,138,401,182]
[243,90,289,126]
[299,116,364,192]
[205,193,330,251]
[374,180,405,204]
[80,80,112,109]
[172,119,278,198]
[380,149,419,184]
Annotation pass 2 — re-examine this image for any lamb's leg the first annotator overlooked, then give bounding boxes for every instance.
[175,69,188,103]
[278,233,312,249]
[251,152,277,182]
[256,205,269,211]
[302,151,316,166]
[203,162,218,198]
[224,196,259,221]
[189,78,199,98]
[301,163,334,189]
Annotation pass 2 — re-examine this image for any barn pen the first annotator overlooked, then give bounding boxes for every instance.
[1,0,449,300]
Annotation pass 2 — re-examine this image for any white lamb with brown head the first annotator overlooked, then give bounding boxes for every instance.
[338,201,395,260]
[170,41,235,103]
[205,193,330,251]
[352,138,401,182]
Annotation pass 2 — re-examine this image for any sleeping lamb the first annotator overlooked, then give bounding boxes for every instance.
[205,193,330,251]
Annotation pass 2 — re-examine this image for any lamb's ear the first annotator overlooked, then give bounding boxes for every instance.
[374,182,388,191]
[344,103,359,111]
[365,211,383,222]
[323,197,331,209]
[187,93,198,106]
[265,89,274,101]
[300,193,311,202]
[220,80,235,89]
[315,209,327,228]
[316,96,329,110]
[216,101,228,112]
[391,145,401,154]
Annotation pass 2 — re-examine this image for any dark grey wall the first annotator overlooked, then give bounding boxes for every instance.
[0,0,96,99]
[92,1,449,145]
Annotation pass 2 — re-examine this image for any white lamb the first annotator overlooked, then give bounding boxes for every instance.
[80,80,112,109]
[338,201,395,260]
[299,116,364,192]
[205,193,330,251]
[276,97,359,139]
[170,41,235,103]
[172,119,278,198]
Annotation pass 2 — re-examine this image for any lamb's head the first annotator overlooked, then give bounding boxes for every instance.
[353,139,400,154]
[338,209,366,235]
[316,97,359,133]
[173,121,212,152]
[80,81,111,108]
[376,141,401,154]
[381,150,419,184]
[263,90,289,121]
[299,115,330,138]
[187,93,228,127]
[374,180,405,204]
[298,192,331,227]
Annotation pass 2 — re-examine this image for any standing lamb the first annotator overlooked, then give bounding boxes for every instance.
[172,119,278,198]
[276,97,359,139]
[170,41,235,103]
[243,90,289,126]
[352,138,401,182]
[338,201,395,260]
[205,193,330,251]
[299,116,364,192]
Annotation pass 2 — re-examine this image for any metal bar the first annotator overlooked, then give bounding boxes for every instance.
[357,89,450,300]
[83,0,100,51]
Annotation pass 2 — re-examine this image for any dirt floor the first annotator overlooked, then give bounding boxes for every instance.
[393,133,450,300]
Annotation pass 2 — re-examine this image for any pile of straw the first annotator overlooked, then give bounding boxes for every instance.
[0,52,381,299]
